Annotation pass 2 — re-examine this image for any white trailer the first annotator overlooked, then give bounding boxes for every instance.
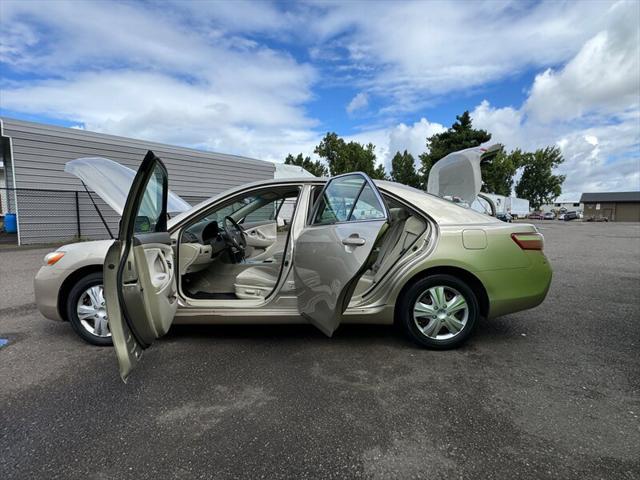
[482,193,507,214]
[506,197,530,219]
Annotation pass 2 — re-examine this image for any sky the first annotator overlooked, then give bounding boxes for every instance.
[0,0,638,200]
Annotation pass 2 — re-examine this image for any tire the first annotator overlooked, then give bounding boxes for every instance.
[399,274,480,349]
[66,272,113,346]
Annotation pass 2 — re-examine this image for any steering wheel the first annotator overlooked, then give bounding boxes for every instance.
[222,216,247,263]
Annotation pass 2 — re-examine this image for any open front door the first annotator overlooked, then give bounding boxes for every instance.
[294,173,389,337]
[104,151,177,382]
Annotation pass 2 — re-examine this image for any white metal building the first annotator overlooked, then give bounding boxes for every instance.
[0,117,276,245]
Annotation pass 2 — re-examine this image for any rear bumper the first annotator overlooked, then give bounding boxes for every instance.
[34,266,69,322]
[480,252,552,318]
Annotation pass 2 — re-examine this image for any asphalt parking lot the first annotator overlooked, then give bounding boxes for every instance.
[1,221,639,480]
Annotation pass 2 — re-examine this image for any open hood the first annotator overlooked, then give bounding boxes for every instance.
[427,145,500,206]
[274,162,315,178]
[65,157,192,215]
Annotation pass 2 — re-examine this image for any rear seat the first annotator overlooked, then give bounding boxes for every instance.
[354,207,426,295]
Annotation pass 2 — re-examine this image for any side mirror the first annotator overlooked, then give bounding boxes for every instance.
[277,216,286,227]
[134,215,152,233]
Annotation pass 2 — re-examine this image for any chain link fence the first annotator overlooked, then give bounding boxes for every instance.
[0,187,207,245]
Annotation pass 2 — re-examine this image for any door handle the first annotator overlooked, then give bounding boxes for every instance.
[342,235,366,246]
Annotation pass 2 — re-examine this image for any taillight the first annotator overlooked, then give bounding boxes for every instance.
[511,232,544,251]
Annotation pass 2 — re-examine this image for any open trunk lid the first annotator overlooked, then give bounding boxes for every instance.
[427,144,500,206]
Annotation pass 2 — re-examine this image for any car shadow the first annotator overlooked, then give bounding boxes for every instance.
[164,322,410,347]
[163,317,517,349]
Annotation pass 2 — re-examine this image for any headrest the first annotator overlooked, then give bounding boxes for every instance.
[389,207,410,222]
[201,221,220,242]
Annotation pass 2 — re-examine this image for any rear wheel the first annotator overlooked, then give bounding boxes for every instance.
[399,274,479,349]
[66,272,113,346]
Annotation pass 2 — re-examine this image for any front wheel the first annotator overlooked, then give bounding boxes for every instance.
[66,272,113,346]
[399,274,480,349]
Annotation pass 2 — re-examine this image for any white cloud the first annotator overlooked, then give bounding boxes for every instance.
[471,102,640,200]
[467,2,640,199]
[303,0,621,114]
[471,101,525,149]
[555,117,640,199]
[274,117,446,175]
[525,1,640,122]
[0,0,318,163]
[344,118,446,171]
[0,0,637,200]
[346,92,369,114]
[386,118,446,167]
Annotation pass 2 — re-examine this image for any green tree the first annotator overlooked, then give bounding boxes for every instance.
[390,150,420,187]
[419,111,491,187]
[314,133,345,175]
[515,146,566,210]
[314,132,387,179]
[481,148,525,196]
[284,153,328,177]
[372,163,388,181]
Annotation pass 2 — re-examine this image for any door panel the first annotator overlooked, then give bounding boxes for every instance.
[121,237,176,343]
[244,222,277,248]
[103,151,176,382]
[294,173,389,337]
[244,221,279,261]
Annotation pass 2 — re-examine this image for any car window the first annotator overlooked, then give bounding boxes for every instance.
[135,163,165,233]
[244,202,277,223]
[182,187,300,241]
[312,174,385,225]
[276,197,297,225]
[348,184,386,221]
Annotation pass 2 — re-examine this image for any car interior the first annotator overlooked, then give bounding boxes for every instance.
[352,200,428,297]
[306,185,429,298]
[178,185,300,300]
[177,183,428,302]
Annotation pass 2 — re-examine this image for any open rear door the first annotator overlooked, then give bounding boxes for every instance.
[104,151,178,382]
[294,173,389,337]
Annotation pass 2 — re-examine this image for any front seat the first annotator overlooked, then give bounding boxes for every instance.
[233,253,283,299]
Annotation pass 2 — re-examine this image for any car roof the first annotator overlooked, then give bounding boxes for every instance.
[168,176,499,228]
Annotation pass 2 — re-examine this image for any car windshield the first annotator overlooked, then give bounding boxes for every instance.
[188,192,284,230]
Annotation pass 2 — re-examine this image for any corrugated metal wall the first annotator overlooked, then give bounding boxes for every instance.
[0,117,275,244]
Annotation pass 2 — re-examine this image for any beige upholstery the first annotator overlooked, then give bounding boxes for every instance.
[371,208,409,273]
[354,207,426,295]
[234,207,426,300]
[234,263,280,299]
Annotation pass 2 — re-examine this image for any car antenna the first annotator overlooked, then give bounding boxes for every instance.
[81,181,114,239]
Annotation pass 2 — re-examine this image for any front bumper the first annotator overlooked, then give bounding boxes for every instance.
[34,265,71,322]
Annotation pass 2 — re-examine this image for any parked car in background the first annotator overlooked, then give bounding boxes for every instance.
[496,212,512,223]
[543,212,555,220]
[558,213,565,220]
[563,211,578,221]
[34,147,552,381]
[528,212,544,220]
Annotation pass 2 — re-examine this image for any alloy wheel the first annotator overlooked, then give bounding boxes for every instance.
[76,285,111,338]
[413,286,469,340]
